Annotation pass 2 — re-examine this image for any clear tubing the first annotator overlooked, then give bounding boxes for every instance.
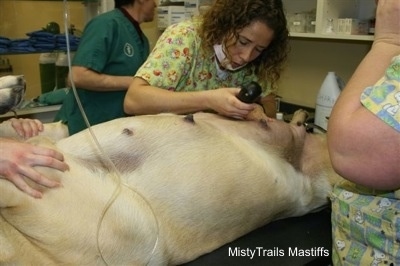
[61,1,159,264]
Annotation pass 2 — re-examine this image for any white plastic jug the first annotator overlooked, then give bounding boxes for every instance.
[314,72,345,132]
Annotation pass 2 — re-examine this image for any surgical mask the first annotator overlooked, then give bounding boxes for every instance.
[213,44,247,71]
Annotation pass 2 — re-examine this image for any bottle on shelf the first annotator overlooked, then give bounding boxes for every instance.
[325,18,335,34]
[55,52,71,89]
[39,53,57,94]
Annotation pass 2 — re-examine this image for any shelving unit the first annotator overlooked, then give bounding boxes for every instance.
[277,0,376,107]
[283,0,375,42]
[0,50,75,56]
[0,0,85,101]
[0,105,61,123]
[289,32,373,41]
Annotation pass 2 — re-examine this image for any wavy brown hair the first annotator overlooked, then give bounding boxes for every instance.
[198,0,289,89]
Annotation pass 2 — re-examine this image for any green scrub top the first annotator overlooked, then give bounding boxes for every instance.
[55,8,150,135]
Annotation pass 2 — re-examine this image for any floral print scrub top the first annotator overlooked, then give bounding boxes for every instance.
[134,19,272,95]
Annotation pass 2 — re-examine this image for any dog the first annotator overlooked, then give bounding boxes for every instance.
[0,109,342,265]
[0,75,26,115]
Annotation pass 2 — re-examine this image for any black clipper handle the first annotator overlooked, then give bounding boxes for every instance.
[237,81,262,103]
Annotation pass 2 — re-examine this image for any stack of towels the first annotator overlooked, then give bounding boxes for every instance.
[0,37,11,53]
[55,34,80,51]
[0,30,80,53]
[27,30,57,51]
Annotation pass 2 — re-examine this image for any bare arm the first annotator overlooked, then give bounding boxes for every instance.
[327,0,400,189]
[123,77,256,118]
[0,138,69,198]
[1,119,69,198]
[10,118,43,139]
[70,66,133,92]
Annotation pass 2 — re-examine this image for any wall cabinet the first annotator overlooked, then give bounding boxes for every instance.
[276,0,375,108]
[283,0,375,41]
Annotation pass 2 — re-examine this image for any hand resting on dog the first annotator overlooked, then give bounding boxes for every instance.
[0,118,69,198]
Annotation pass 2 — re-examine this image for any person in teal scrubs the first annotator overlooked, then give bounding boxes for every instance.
[55,0,156,135]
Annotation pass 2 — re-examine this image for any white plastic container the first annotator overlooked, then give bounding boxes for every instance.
[314,72,345,132]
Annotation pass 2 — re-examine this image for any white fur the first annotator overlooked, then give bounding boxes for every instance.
[0,120,69,141]
[0,112,342,265]
[0,75,24,89]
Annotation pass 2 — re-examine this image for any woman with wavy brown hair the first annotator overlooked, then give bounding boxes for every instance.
[124,0,289,119]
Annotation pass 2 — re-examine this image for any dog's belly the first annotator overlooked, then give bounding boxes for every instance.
[0,112,335,265]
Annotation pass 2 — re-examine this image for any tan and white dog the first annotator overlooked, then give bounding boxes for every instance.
[0,110,342,265]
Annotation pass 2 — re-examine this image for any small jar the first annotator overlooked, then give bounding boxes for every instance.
[276,112,284,121]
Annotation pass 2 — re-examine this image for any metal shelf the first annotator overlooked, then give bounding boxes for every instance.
[289,32,374,41]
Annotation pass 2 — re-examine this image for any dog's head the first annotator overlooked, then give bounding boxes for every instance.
[0,75,26,115]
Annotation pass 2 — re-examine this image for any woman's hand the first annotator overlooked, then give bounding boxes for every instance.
[0,138,69,198]
[10,118,44,139]
[206,88,256,119]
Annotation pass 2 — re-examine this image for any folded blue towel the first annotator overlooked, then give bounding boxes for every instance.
[26,30,55,38]
[9,46,36,52]
[10,39,32,47]
[56,34,80,42]
[0,31,81,53]
[55,34,77,40]
[56,41,79,46]
[33,43,57,49]
[55,34,80,50]
[10,38,30,42]
[57,45,79,51]
[0,38,11,46]
[30,36,56,43]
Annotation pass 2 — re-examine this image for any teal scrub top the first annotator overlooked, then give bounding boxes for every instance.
[55,8,150,135]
